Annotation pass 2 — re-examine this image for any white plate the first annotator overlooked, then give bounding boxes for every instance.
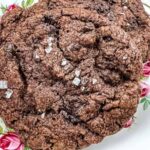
[0,0,150,150]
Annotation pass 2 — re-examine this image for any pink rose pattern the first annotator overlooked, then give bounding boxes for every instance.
[123,118,134,128]
[7,4,17,11]
[0,119,31,150]
[143,61,150,77]
[0,132,24,150]
[140,81,150,97]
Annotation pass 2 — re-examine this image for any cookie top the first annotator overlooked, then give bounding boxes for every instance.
[0,0,143,149]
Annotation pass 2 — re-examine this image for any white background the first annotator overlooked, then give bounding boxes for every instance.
[0,0,150,150]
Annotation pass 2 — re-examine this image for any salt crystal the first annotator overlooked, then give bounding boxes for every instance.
[81,87,85,91]
[41,112,46,119]
[47,37,53,43]
[33,52,40,60]
[123,6,128,10]
[45,46,52,54]
[0,80,8,89]
[72,77,81,86]
[123,55,128,60]
[6,44,13,52]
[75,69,81,77]
[5,89,13,99]
[61,58,68,66]
[92,79,97,85]
[119,13,125,15]
[38,109,42,113]
[45,37,53,54]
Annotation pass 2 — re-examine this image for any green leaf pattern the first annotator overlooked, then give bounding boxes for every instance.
[0,4,8,14]
[21,0,34,9]
[24,147,32,150]
[0,117,8,134]
[140,97,150,110]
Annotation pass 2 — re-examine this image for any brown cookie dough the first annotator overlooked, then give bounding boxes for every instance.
[0,0,144,150]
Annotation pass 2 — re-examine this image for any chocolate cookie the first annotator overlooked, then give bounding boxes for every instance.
[0,0,143,150]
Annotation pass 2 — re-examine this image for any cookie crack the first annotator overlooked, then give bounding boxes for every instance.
[11,50,28,101]
[60,109,100,137]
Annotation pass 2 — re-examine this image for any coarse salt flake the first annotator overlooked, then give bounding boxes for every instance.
[33,52,40,60]
[47,37,53,43]
[123,6,128,10]
[92,79,97,84]
[0,80,8,89]
[75,69,81,77]
[5,89,13,99]
[123,55,128,60]
[61,58,68,66]
[45,46,52,54]
[41,112,46,119]
[45,37,53,54]
[73,77,81,86]
[81,86,85,91]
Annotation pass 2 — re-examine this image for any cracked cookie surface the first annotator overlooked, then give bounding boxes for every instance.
[0,0,144,150]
